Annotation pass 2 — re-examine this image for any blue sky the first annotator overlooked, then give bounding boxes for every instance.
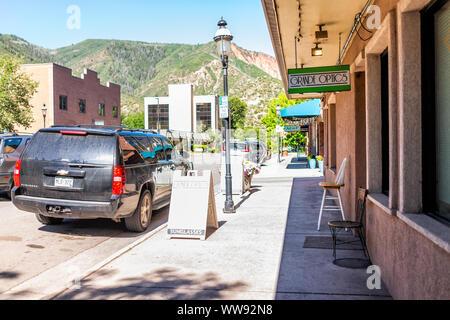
[0,0,275,56]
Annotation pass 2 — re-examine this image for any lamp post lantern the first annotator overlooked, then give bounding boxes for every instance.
[214,17,235,213]
[276,105,282,163]
[42,104,47,129]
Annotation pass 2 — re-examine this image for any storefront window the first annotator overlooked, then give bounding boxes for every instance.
[435,2,450,220]
[422,0,450,222]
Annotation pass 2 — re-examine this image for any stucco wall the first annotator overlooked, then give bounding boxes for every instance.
[366,202,450,299]
[18,64,54,133]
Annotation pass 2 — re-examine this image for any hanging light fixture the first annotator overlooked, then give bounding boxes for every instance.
[311,42,323,56]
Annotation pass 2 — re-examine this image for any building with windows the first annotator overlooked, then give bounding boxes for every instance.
[263,0,449,299]
[19,63,121,133]
[144,84,219,133]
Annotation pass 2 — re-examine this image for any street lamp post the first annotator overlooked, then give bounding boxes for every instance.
[276,105,282,163]
[214,18,235,213]
[42,104,47,129]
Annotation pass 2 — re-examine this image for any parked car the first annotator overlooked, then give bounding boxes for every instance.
[223,140,251,160]
[0,133,32,198]
[12,126,190,232]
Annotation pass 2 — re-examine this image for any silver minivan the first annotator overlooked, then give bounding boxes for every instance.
[0,133,32,198]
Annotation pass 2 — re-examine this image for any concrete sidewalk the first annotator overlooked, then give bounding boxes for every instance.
[55,155,391,300]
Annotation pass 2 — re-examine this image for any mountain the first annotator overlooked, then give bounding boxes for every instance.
[0,34,282,126]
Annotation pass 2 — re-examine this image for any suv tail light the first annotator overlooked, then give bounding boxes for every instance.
[242,145,250,153]
[112,165,126,195]
[14,159,22,187]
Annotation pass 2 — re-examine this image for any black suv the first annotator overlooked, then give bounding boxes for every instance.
[0,133,32,198]
[12,126,190,232]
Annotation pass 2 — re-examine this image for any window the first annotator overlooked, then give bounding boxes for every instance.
[147,104,169,130]
[112,106,118,118]
[422,0,450,222]
[98,104,105,116]
[59,96,68,111]
[329,104,336,170]
[196,103,212,132]
[79,99,86,113]
[380,49,390,196]
[119,136,145,165]
[149,137,166,161]
[162,137,176,160]
[2,138,21,154]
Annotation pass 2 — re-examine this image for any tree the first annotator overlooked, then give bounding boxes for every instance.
[122,111,145,129]
[285,132,306,150]
[261,92,305,150]
[0,54,38,132]
[229,96,247,130]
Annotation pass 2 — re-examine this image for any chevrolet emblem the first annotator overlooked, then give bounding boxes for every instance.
[57,170,69,176]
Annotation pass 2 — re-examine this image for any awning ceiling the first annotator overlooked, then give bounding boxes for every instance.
[281,99,321,120]
[262,0,370,100]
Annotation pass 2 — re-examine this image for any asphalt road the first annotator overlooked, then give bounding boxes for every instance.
[0,153,221,297]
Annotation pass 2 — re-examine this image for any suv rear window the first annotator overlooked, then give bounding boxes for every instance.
[23,132,115,165]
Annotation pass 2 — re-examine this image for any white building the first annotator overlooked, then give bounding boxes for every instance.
[144,84,219,133]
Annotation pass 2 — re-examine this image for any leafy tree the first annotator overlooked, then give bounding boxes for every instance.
[229,96,247,130]
[0,54,38,131]
[122,111,145,129]
[285,132,306,150]
[261,92,305,150]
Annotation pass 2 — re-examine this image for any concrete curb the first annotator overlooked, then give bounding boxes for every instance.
[43,222,168,300]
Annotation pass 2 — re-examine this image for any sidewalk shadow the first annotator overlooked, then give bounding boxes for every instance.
[205,221,227,239]
[56,267,248,300]
[234,188,261,210]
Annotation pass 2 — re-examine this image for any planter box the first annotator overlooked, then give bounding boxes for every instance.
[318,160,324,173]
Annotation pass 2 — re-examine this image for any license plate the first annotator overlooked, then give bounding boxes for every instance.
[55,177,74,188]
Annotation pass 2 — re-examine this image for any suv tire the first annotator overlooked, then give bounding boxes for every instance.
[124,190,152,233]
[35,214,63,225]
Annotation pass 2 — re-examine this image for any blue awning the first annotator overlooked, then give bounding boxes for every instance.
[280,99,321,119]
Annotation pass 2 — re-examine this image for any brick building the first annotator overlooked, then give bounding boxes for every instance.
[19,63,121,133]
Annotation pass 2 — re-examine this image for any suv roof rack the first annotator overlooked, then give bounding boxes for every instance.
[75,125,159,135]
[47,125,160,135]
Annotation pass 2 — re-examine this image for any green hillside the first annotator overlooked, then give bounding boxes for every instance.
[0,34,282,125]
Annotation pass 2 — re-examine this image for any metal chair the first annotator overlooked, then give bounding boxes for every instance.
[328,188,371,261]
[317,158,347,231]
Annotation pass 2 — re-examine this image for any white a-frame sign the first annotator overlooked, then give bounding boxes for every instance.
[167,170,218,240]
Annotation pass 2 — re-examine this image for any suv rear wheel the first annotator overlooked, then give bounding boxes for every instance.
[124,190,152,233]
[35,214,63,225]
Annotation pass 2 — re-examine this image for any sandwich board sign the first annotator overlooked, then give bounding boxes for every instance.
[288,65,351,94]
[167,170,218,240]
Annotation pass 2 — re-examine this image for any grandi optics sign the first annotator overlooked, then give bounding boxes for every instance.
[288,65,351,94]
